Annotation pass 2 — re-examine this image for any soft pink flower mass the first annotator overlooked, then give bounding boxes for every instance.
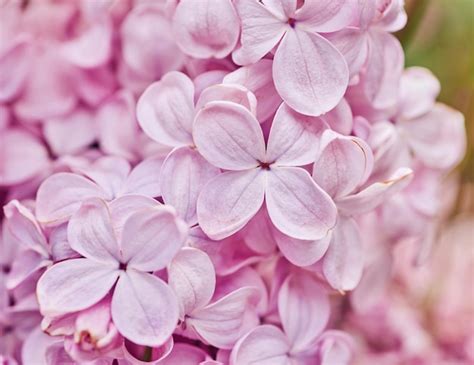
[0,0,468,364]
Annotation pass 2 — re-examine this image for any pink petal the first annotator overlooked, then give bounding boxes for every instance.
[361,31,404,109]
[195,84,257,116]
[313,130,373,199]
[3,200,48,256]
[136,71,195,147]
[0,36,31,102]
[322,217,363,291]
[111,270,178,347]
[188,287,260,349]
[273,29,348,116]
[0,128,49,186]
[36,173,106,225]
[325,28,368,79]
[37,258,118,317]
[193,101,265,170]
[266,166,337,240]
[266,103,326,166]
[295,0,355,32]
[108,195,161,241]
[336,167,413,216]
[68,198,121,265]
[60,20,112,68]
[197,169,266,240]
[401,103,466,170]
[223,59,281,122]
[121,5,184,81]
[44,107,96,156]
[96,90,139,161]
[397,67,440,120]
[278,273,330,352]
[159,343,209,365]
[320,98,353,136]
[232,0,287,65]
[274,229,331,267]
[168,247,216,318]
[240,206,277,255]
[173,0,240,59]
[230,325,290,365]
[317,330,354,365]
[161,147,219,225]
[6,249,49,290]
[13,48,76,121]
[121,206,188,272]
[22,327,61,365]
[121,154,164,197]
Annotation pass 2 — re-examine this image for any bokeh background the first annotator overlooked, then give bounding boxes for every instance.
[398,0,473,213]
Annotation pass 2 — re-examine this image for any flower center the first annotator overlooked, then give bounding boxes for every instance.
[259,161,271,170]
[288,18,296,28]
[119,262,127,271]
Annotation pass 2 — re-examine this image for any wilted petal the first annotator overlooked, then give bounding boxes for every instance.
[336,167,413,216]
[266,166,337,240]
[266,103,326,166]
[121,206,188,272]
[189,287,260,349]
[194,101,265,170]
[173,0,239,59]
[161,147,220,225]
[313,130,373,199]
[273,29,348,116]
[0,128,49,186]
[121,154,164,197]
[230,325,290,365]
[136,71,195,147]
[36,173,106,225]
[278,273,330,352]
[111,270,178,347]
[322,217,363,291]
[68,198,121,264]
[232,0,287,65]
[168,247,216,318]
[197,169,266,240]
[37,258,118,317]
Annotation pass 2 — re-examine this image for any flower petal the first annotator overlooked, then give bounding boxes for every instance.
[173,0,239,59]
[0,37,31,102]
[189,287,260,349]
[36,173,106,225]
[230,325,290,365]
[168,247,216,318]
[161,147,220,225]
[197,169,266,240]
[266,166,337,240]
[111,270,178,347]
[121,154,164,197]
[295,0,355,32]
[336,167,413,216]
[322,217,363,291]
[278,273,330,352]
[232,0,287,65]
[273,29,348,116]
[0,128,49,187]
[121,206,188,272]
[266,103,326,166]
[37,258,118,317]
[194,101,265,170]
[223,59,281,122]
[136,71,194,147]
[68,197,121,265]
[195,83,257,117]
[313,130,373,199]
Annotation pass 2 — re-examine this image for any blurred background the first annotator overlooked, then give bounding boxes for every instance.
[398,0,474,213]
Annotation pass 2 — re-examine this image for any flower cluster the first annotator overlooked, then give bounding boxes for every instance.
[0,0,466,364]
